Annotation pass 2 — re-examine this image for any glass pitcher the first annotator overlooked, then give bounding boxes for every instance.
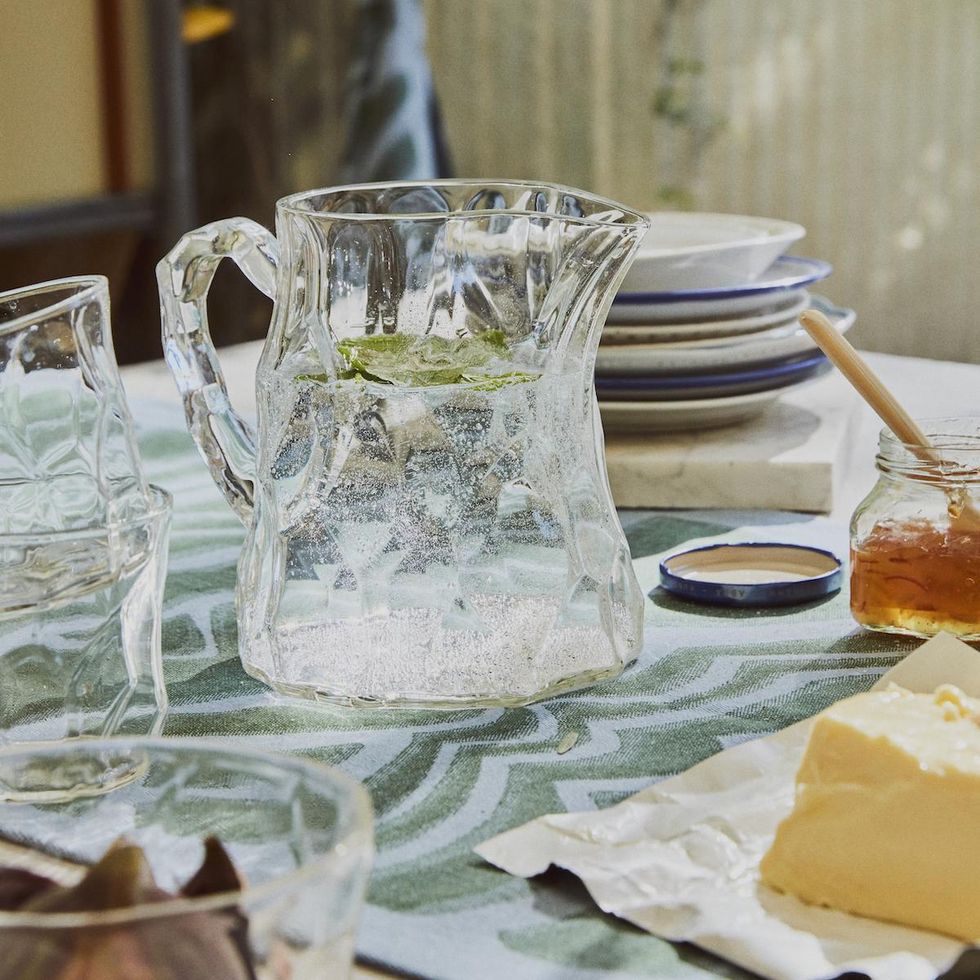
[158,180,648,707]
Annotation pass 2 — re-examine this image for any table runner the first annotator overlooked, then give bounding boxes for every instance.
[136,399,915,980]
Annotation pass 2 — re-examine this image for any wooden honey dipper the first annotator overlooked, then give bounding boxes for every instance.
[800,308,980,532]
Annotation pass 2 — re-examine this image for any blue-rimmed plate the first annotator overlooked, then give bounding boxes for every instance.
[595,351,829,401]
[658,543,843,606]
[597,296,853,377]
[608,256,832,323]
[601,292,810,344]
[599,387,786,432]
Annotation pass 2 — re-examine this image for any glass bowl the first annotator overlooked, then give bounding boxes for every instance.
[0,737,373,979]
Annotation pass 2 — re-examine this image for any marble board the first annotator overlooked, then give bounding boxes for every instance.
[602,371,860,513]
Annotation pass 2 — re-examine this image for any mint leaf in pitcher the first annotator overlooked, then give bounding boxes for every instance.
[334,330,522,387]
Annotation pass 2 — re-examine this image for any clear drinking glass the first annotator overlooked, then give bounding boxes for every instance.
[0,277,169,762]
[158,180,649,708]
[0,276,148,534]
[0,486,171,751]
[0,738,374,979]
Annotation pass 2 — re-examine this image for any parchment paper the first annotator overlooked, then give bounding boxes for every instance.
[476,633,980,980]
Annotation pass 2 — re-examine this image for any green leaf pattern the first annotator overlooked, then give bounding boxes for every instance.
[135,401,914,979]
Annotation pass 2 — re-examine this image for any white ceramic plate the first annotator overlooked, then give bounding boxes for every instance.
[598,369,829,432]
[601,292,810,344]
[596,297,854,376]
[608,256,830,323]
[596,352,830,401]
[622,211,805,292]
[599,388,786,433]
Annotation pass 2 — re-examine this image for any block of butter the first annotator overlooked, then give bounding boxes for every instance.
[760,683,980,941]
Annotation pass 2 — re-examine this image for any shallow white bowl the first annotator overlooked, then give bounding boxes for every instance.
[622,211,805,292]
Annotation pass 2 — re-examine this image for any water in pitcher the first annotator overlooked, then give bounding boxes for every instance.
[242,346,635,706]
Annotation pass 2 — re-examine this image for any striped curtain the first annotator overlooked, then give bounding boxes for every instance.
[339,0,452,182]
[422,0,980,363]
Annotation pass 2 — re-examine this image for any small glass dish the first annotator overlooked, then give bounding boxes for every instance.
[0,737,374,978]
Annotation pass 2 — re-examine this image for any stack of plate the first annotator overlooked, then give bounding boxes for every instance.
[597,213,855,433]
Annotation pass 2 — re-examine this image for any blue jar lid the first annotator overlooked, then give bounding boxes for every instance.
[659,543,843,607]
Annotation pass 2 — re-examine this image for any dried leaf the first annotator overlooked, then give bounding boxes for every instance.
[23,840,171,913]
[181,837,256,979]
[181,837,244,898]
[0,867,57,910]
[0,838,257,980]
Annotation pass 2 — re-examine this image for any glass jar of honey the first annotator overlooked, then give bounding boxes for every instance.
[850,419,980,640]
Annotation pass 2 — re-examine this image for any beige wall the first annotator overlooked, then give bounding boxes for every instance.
[0,1,104,207]
[0,0,152,209]
[424,0,980,363]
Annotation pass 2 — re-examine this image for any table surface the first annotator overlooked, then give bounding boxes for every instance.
[119,343,980,980]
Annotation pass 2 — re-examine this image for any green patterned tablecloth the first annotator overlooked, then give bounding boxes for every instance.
[137,400,917,980]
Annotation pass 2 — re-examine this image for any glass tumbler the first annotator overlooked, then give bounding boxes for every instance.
[0,486,171,751]
[0,738,374,979]
[0,276,148,531]
[0,277,170,769]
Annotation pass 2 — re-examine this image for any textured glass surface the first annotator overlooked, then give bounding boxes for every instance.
[0,738,373,979]
[0,277,149,534]
[0,486,170,751]
[160,180,649,706]
[0,278,169,763]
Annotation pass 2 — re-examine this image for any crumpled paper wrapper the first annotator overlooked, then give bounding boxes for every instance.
[476,633,980,980]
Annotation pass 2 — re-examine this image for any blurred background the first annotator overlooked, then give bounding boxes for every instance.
[1,0,977,364]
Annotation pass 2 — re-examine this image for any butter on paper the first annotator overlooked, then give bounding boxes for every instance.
[475,633,980,980]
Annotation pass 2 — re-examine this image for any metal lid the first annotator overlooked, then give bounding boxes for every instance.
[658,543,843,607]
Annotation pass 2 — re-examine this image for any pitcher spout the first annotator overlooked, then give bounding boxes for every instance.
[532,205,649,367]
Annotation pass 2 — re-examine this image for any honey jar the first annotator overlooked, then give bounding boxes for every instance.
[850,419,980,640]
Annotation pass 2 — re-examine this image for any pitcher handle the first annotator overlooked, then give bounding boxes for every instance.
[157,217,279,525]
